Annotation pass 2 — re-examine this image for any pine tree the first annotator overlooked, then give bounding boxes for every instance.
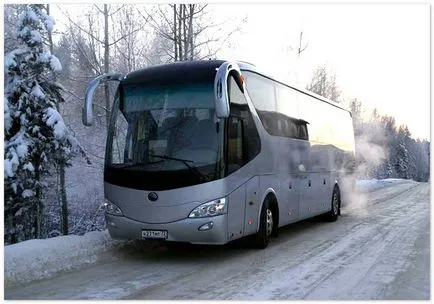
[386,158,393,178]
[4,5,73,243]
[395,125,411,179]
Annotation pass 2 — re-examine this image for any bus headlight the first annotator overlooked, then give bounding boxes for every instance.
[103,199,123,216]
[188,198,227,218]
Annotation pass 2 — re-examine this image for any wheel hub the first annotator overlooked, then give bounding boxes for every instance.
[333,192,339,215]
[266,209,273,236]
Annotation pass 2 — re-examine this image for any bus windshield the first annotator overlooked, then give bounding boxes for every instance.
[105,81,224,190]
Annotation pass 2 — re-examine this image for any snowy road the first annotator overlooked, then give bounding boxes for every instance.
[5,180,430,300]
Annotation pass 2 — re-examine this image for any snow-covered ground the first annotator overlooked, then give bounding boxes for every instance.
[4,230,126,286]
[4,179,429,300]
[356,178,407,192]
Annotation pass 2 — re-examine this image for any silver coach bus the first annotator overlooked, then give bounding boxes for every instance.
[83,60,355,249]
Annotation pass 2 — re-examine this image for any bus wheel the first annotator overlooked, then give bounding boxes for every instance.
[252,199,272,249]
[325,187,340,222]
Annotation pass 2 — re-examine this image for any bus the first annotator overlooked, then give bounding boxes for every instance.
[83,60,355,249]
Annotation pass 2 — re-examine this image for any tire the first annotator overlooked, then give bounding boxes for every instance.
[325,187,340,222]
[251,199,273,249]
[270,203,279,238]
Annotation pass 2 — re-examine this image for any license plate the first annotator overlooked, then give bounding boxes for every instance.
[142,230,168,239]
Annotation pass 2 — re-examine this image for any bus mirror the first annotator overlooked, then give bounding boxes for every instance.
[214,62,243,119]
[83,73,124,126]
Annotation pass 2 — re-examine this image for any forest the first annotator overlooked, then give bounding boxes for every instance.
[4,4,430,244]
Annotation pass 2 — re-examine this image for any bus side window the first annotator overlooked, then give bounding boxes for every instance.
[227,75,261,174]
[288,119,298,138]
[298,122,309,140]
[227,116,244,174]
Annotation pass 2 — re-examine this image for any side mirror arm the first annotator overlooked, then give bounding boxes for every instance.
[83,73,125,126]
[214,62,244,119]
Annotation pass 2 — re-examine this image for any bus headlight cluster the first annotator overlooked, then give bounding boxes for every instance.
[103,199,123,216]
[188,198,227,218]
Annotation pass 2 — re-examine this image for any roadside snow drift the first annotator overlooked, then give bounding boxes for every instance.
[356,178,406,192]
[4,230,123,287]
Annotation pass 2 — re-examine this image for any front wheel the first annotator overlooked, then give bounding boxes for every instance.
[325,187,340,222]
[251,199,273,249]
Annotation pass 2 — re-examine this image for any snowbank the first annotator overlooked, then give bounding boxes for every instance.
[4,230,124,287]
[356,178,406,192]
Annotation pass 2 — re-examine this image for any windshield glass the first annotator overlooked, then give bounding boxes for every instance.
[105,81,224,190]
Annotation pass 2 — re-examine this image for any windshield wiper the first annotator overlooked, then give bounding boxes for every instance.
[148,154,207,181]
[113,160,163,169]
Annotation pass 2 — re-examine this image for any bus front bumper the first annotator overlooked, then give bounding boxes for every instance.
[105,213,228,245]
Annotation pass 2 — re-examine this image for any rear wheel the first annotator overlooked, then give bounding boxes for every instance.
[251,199,273,249]
[325,187,340,222]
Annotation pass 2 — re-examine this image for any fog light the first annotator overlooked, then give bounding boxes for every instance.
[198,222,214,231]
[107,220,116,227]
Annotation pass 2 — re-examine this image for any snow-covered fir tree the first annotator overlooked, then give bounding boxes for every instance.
[385,159,393,178]
[4,5,74,243]
[394,126,411,179]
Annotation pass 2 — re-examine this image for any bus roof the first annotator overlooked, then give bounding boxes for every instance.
[124,60,225,85]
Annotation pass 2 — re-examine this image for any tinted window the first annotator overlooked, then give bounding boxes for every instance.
[298,122,309,140]
[227,116,243,174]
[275,82,298,118]
[227,76,261,174]
[243,71,276,112]
[244,71,307,140]
[297,93,352,150]
[298,94,333,144]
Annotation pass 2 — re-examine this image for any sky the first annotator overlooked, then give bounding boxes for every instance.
[217,3,430,140]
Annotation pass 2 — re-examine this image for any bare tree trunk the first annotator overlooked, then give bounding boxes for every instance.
[189,4,194,60]
[104,4,110,128]
[34,159,42,239]
[59,166,68,234]
[141,4,242,63]
[173,4,177,61]
[183,5,188,60]
[47,4,69,236]
[178,4,182,61]
[7,214,16,244]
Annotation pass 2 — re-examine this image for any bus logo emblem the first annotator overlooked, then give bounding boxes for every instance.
[148,192,158,202]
